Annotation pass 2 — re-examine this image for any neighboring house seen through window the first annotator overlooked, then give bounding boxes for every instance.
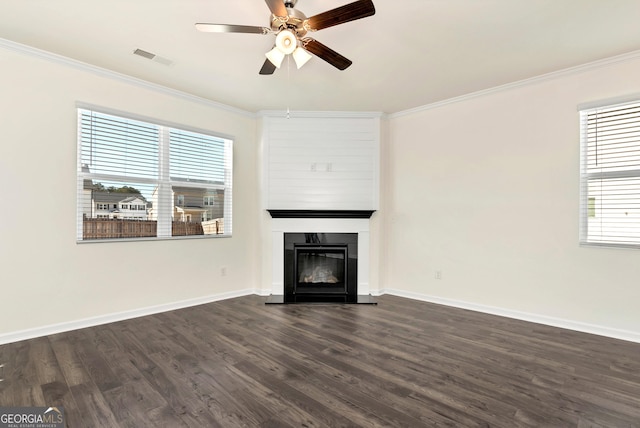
[77,107,233,241]
[579,99,640,248]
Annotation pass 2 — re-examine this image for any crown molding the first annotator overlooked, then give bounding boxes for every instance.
[390,49,640,119]
[257,110,385,119]
[0,37,255,119]
[5,36,640,120]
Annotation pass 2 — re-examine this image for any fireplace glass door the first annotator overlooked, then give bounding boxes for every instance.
[294,245,348,294]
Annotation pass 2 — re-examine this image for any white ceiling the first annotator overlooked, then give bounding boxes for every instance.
[1,0,640,114]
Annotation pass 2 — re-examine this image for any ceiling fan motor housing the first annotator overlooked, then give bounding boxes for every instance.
[270,6,308,38]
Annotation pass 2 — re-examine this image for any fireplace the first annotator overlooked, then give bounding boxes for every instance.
[285,233,357,303]
[265,210,376,304]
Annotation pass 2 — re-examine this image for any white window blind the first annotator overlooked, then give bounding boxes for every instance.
[580,100,640,248]
[77,108,233,241]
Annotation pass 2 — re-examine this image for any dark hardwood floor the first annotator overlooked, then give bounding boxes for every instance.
[1,294,640,427]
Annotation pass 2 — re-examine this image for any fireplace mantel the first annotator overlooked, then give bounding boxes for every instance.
[267,210,375,219]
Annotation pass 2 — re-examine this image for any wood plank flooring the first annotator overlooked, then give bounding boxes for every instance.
[1,294,640,427]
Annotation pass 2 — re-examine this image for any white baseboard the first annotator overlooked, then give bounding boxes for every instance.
[381,288,640,344]
[0,289,257,345]
[4,288,638,345]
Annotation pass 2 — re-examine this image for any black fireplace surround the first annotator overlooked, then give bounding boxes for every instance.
[265,209,377,304]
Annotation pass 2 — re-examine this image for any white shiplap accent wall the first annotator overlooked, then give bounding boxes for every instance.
[262,113,380,210]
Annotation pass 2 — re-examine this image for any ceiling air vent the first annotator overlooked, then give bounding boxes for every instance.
[133,48,173,66]
[133,48,155,60]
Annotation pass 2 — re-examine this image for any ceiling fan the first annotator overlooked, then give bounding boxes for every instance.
[195,0,375,75]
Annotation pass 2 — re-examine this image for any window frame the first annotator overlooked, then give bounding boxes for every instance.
[579,98,640,249]
[76,104,233,243]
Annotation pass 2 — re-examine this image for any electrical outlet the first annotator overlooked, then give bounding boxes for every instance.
[310,163,317,172]
[0,363,4,382]
[435,270,442,280]
[220,267,227,277]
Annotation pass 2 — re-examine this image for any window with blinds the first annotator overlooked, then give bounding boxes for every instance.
[580,100,640,248]
[77,108,233,241]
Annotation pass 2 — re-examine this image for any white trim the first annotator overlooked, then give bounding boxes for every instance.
[3,289,639,345]
[257,110,385,119]
[77,103,237,142]
[382,288,640,344]
[0,37,254,119]
[260,117,271,210]
[390,49,640,119]
[0,289,257,345]
[269,218,371,296]
[371,115,381,210]
[4,36,640,120]
[577,93,640,111]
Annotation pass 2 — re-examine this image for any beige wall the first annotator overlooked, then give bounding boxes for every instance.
[0,48,260,338]
[3,40,640,342]
[384,57,640,338]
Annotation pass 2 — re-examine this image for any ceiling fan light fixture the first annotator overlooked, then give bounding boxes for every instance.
[265,47,286,68]
[275,29,297,55]
[292,47,312,69]
[196,0,377,75]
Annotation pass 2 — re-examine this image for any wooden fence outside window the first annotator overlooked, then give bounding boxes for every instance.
[82,218,224,239]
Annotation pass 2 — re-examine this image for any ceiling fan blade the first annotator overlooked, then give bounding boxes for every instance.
[264,0,288,17]
[195,23,270,34]
[303,39,352,70]
[305,0,375,31]
[259,58,277,75]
